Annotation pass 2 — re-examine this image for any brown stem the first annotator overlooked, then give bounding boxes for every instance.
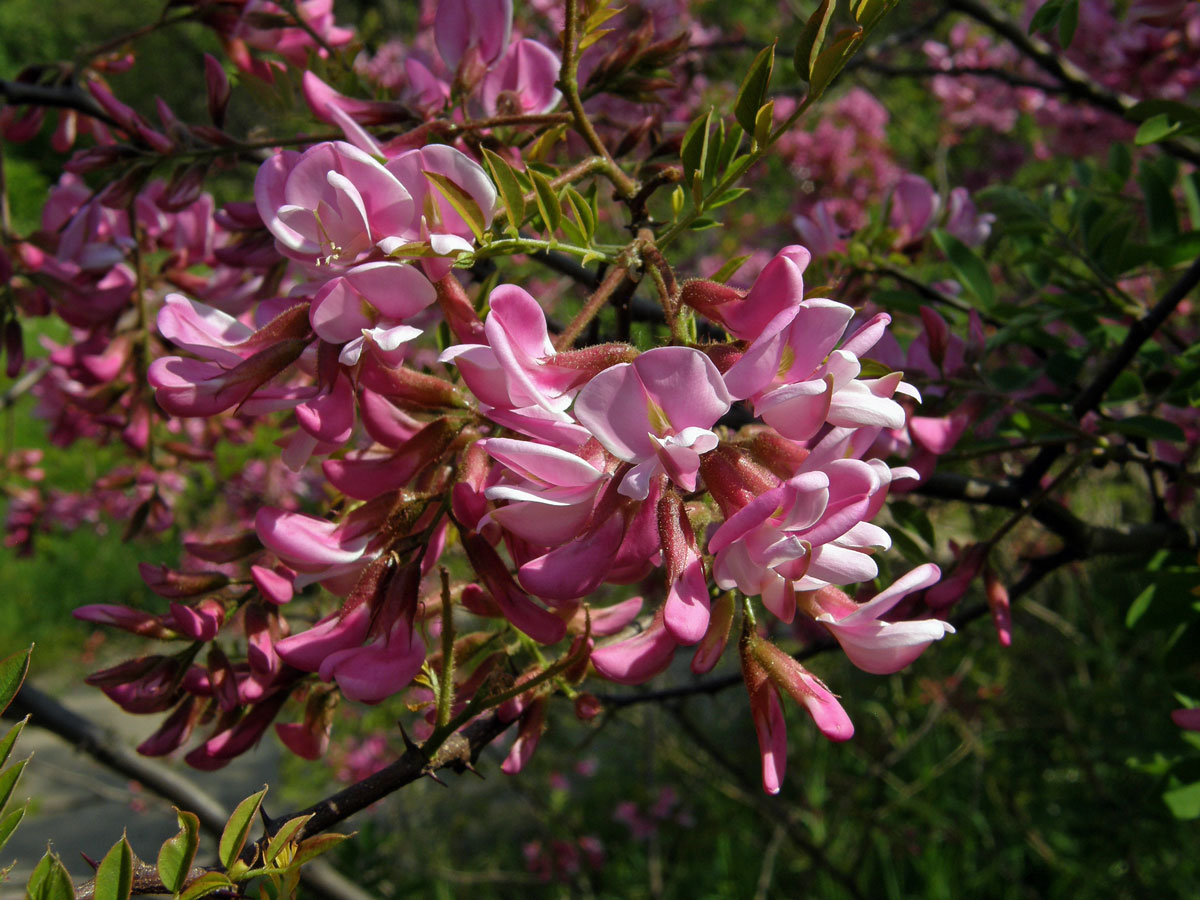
[558,0,639,199]
[554,259,637,350]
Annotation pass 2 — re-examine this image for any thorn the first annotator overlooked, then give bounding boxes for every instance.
[424,769,448,787]
[461,761,485,780]
[259,803,278,834]
[397,720,420,753]
[80,852,99,871]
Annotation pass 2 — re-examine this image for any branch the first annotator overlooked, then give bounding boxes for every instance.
[858,60,1061,93]
[1017,253,1200,491]
[946,0,1200,167]
[0,78,121,129]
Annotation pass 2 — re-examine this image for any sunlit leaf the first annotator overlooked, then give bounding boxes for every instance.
[423,171,487,241]
[93,835,133,900]
[220,786,267,870]
[530,170,561,236]
[794,0,834,82]
[157,808,200,894]
[735,43,775,135]
[0,646,32,715]
[266,814,314,865]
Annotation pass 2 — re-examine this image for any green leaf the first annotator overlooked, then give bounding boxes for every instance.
[265,814,314,865]
[529,170,561,236]
[0,646,32,715]
[932,229,995,309]
[680,108,713,190]
[1138,161,1181,243]
[708,186,750,210]
[688,217,721,231]
[157,808,200,894]
[1028,0,1064,35]
[94,835,133,900]
[794,0,834,82]
[753,101,774,149]
[0,716,28,770]
[735,43,775,135]
[853,0,892,29]
[423,171,486,241]
[1057,0,1079,47]
[219,786,267,870]
[710,254,752,284]
[1135,113,1182,146]
[584,4,624,32]
[563,187,596,241]
[524,123,566,162]
[0,804,26,853]
[480,148,525,237]
[27,848,75,900]
[1164,780,1200,819]
[1106,415,1186,442]
[177,872,234,900]
[809,26,863,98]
[291,833,351,868]
[0,757,29,814]
[1126,584,1156,629]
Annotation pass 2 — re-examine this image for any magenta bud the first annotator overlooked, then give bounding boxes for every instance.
[574,692,603,721]
[184,531,261,562]
[138,563,229,598]
[691,592,735,674]
[203,53,232,127]
[138,695,203,756]
[4,318,24,378]
[679,278,743,322]
[984,565,1012,647]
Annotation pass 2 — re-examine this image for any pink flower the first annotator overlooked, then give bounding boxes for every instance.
[481,39,563,116]
[435,0,513,71]
[254,141,415,268]
[805,564,953,674]
[308,260,435,364]
[573,346,733,499]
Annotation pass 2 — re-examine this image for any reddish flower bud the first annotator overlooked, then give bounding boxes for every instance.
[138,563,229,599]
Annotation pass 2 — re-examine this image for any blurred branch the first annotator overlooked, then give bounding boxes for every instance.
[945,0,1200,167]
[0,79,120,129]
[1016,253,1200,491]
[5,683,377,900]
[859,61,1061,93]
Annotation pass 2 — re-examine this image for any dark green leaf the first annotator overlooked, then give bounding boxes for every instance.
[1058,0,1079,47]
[710,254,752,284]
[1106,415,1186,442]
[94,835,133,900]
[1138,161,1181,243]
[735,43,775,134]
[157,808,200,894]
[0,646,32,715]
[220,786,267,870]
[932,229,995,309]
[1028,0,1064,35]
[423,171,487,241]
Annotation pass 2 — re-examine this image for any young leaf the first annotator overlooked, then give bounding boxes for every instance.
[754,101,774,149]
[219,786,267,870]
[290,833,351,868]
[794,0,834,82]
[265,814,314,865]
[0,757,29,813]
[1028,0,1064,35]
[423,171,487,241]
[26,849,74,900]
[530,170,562,236]
[563,187,596,241]
[932,229,996,309]
[157,808,200,894]
[525,123,567,162]
[94,835,134,900]
[480,148,525,236]
[584,4,623,32]
[809,26,863,98]
[735,43,775,135]
[0,716,28,770]
[177,872,235,900]
[680,108,713,188]
[710,254,752,283]
[0,646,32,714]
[0,804,26,854]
